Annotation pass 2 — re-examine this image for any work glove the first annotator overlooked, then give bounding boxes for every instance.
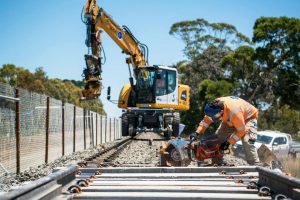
[189,132,199,141]
[220,141,230,151]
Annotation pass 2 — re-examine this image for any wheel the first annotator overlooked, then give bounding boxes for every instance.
[121,113,129,136]
[163,115,172,139]
[128,115,137,138]
[163,131,171,139]
[172,112,180,137]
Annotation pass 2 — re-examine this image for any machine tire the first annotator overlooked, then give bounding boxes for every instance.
[121,114,129,136]
[163,115,172,139]
[172,112,180,137]
[128,115,137,138]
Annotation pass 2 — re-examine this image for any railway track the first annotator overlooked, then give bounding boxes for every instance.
[1,133,300,200]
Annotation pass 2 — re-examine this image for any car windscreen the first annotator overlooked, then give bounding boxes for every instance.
[257,134,273,144]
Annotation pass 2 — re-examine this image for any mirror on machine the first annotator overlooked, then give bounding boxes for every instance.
[107,86,111,100]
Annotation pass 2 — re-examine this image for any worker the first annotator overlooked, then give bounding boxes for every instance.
[190,96,261,165]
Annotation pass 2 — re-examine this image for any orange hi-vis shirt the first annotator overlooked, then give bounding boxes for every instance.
[196,96,258,144]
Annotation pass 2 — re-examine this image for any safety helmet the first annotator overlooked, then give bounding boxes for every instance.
[204,103,221,119]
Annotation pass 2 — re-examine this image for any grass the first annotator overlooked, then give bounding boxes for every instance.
[280,156,300,178]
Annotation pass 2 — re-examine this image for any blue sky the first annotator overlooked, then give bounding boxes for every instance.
[0,0,299,117]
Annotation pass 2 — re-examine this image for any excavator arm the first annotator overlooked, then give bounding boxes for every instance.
[82,0,148,99]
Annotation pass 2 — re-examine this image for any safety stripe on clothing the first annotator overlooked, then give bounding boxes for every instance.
[236,125,245,131]
[200,121,209,128]
[228,106,240,121]
[207,116,213,122]
[231,134,240,141]
[246,112,253,119]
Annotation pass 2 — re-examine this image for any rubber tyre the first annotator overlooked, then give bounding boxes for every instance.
[121,114,129,136]
[163,115,172,139]
[128,115,137,138]
[172,112,180,137]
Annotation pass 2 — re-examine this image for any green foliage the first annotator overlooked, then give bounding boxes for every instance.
[253,17,300,109]
[259,105,300,138]
[0,64,106,115]
[170,18,251,59]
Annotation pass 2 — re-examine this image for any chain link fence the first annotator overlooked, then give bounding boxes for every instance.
[0,83,121,177]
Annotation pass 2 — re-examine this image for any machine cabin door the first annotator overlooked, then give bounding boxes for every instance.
[155,69,178,105]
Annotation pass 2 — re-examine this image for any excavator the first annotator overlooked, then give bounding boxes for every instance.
[81,0,190,138]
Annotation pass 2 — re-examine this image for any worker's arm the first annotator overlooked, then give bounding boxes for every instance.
[228,112,246,144]
[196,115,213,134]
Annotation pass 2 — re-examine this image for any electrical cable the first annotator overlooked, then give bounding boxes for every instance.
[100,43,106,65]
[81,7,87,24]
[122,26,149,65]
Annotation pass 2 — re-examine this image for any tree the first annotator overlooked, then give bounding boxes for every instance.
[0,64,22,86]
[253,17,300,109]
[221,45,275,107]
[170,18,251,59]
[259,104,300,139]
[0,64,106,115]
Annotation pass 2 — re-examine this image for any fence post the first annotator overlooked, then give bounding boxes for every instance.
[91,112,94,147]
[116,119,118,139]
[73,106,76,152]
[96,113,98,146]
[15,89,20,174]
[114,118,116,141]
[105,116,107,143]
[109,118,112,142]
[62,101,65,156]
[100,115,102,144]
[45,97,50,164]
[83,109,86,149]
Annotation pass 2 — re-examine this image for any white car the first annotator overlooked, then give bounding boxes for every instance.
[232,130,300,158]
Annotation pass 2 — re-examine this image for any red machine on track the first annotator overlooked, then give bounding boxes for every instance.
[160,126,228,166]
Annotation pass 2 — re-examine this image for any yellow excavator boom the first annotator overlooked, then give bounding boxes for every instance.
[82,0,147,99]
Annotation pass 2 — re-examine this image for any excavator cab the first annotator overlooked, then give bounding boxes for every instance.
[135,66,179,107]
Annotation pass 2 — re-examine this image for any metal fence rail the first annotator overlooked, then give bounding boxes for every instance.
[0,82,121,176]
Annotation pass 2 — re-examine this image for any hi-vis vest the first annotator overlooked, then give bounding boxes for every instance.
[197,96,258,144]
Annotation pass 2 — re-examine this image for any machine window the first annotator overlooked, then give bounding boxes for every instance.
[155,70,167,96]
[167,70,176,94]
